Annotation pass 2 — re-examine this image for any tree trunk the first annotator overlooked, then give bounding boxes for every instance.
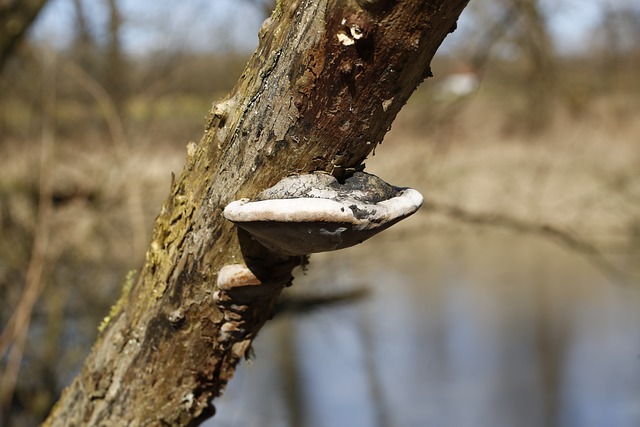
[43,1,468,425]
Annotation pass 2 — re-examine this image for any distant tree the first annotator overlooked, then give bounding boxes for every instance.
[42,1,469,425]
[510,0,556,132]
[596,2,640,91]
[70,0,95,70]
[467,0,556,133]
[103,0,127,114]
[0,0,48,73]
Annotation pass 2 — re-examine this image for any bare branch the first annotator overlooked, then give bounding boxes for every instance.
[422,200,629,283]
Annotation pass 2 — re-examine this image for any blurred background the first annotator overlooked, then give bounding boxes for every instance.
[1,0,640,426]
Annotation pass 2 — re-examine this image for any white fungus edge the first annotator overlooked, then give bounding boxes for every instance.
[223,188,423,230]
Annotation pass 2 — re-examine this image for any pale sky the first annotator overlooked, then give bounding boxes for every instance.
[31,0,265,54]
[30,0,616,56]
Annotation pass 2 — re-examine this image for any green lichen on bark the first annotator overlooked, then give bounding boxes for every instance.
[143,174,198,300]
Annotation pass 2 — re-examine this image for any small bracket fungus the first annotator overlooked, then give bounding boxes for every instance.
[216,264,262,291]
[223,172,423,256]
[214,264,259,342]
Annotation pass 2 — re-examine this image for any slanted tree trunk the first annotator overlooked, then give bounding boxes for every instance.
[43,1,469,425]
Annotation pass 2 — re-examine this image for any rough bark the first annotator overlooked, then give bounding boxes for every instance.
[43,0,468,425]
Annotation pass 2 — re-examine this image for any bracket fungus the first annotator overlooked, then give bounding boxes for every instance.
[223,172,423,256]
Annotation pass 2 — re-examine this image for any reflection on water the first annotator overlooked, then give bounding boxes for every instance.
[207,232,640,427]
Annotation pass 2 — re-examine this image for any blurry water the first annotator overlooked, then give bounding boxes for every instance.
[207,232,640,427]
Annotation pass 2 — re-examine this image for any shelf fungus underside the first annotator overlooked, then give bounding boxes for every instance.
[223,172,424,256]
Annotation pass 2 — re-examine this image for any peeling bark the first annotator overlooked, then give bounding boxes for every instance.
[43,1,469,425]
